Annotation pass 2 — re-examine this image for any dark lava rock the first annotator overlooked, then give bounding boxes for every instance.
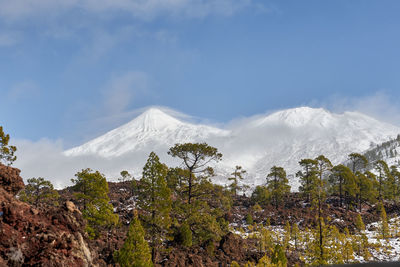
[0,163,24,196]
[0,164,97,266]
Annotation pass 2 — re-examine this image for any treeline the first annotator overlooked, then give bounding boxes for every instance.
[252,153,400,211]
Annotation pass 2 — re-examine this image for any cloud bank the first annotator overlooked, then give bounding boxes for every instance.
[308,91,400,127]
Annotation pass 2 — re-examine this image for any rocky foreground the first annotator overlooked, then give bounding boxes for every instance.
[0,163,96,266]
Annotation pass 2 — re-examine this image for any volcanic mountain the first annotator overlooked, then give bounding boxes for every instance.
[64,107,400,190]
[64,108,229,157]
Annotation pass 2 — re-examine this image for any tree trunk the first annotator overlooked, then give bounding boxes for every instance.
[188,169,193,204]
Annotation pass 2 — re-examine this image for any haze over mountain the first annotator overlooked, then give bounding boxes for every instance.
[64,106,400,190]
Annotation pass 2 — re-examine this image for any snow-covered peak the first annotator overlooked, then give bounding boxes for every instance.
[251,107,333,128]
[124,108,183,132]
[64,107,228,158]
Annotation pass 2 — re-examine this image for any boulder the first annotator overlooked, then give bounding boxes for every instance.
[0,163,24,195]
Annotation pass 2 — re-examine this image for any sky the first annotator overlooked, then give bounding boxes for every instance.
[2,0,400,148]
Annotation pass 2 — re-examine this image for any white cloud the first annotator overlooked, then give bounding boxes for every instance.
[0,0,259,21]
[308,91,400,127]
[13,138,151,189]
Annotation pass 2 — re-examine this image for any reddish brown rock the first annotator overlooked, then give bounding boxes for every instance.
[0,166,97,266]
[219,232,245,261]
[0,163,24,195]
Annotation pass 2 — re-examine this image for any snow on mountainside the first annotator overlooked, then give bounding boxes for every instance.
[362,135,400,169]
[64,108,229,157]
[64,107,400,191]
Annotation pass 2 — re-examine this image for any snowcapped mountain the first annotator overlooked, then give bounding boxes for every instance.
[64,107,400,191]
[65,108,229,157]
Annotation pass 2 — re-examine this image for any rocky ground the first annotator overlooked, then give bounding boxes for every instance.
[0,163,101,266]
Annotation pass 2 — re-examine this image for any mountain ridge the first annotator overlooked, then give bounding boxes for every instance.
[64,106,400,191]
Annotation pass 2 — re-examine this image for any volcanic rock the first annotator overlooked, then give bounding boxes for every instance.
[0,163,24,195]
[0,164,97,266]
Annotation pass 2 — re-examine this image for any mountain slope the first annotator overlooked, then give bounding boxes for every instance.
[64,108,230,157]
[362,135,400,169]
[64,107,400,190]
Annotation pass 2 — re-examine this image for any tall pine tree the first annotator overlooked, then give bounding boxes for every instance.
[71,169,119,239]
[137,152,172,262]
[329,165,356,208]
[114,211,153,267]
[228,165,246,197]
[374,160,392,200]
[266,166,290,209]
[168,142,222,204]
[297,159,318,203]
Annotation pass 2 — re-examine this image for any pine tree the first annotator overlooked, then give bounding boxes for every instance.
[266,166,291,209]
[228,165,246,197]
[119,170,132,182]
[114,211,153,267]
[349,152,369,210]
[355,172,377,211]
[167,144,228,247]
[355,213,365,233]
[296,159,318,203]
[348,153,368,174]
[0,126,17,166]
[306,217,338,266]
[354,214,370,259]
[374,160,391,200]
[361,234,371,261]
[314,155,332,257]
[251,186,270,206]
[177,222,192,247]
[120,170,137,197]
[71,169,119,239]
[19,177,59,207]
[342,228,355,264]
[378,202,390,240]
[165,167,188,194]
[390,165,400,203]
[329,165,356,208]
[282,221,291,252]
[291,223,300,252]
[271,244,287,266]
[258,226,274,254]
[329,225,344,264]
[137,152,172,261]
[168,143,222,204]
[246,213,254,225]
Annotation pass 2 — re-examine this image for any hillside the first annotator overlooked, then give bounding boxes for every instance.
[362,135,400,169]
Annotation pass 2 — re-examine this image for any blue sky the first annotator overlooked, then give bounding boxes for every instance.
[1,0,400,147]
